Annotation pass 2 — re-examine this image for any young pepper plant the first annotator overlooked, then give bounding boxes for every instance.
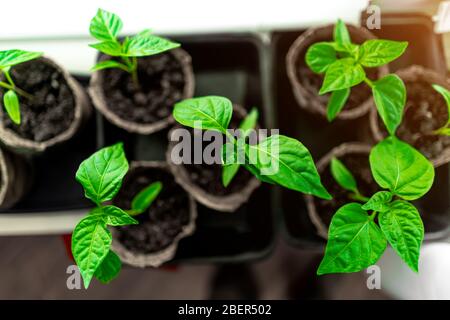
[72,143,162,288]
[431,84,450,136]
[89,8,180,87]
[305,19,408,131]
[318,137,435,275]
[0,49,43,124]
[173,96,332,200]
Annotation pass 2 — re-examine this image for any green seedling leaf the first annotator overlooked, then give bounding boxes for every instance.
[362,191,393,212]
[91,60,129,72]
[130,182,162,215]
[326,88,350,121]
[222,108,259,187]
[72,214,111,289]
[0,49,43,68]
[319,58,365,94]
[122,33,180,57]
[432,84,450,128]
[243,163,276,185]
[370,137,434,200]
[173,96,233,134]
[334,19,351,46]
[89,41,123,56]
[330,157,357,193]
[90,206,138,226]
[437,128,450,136]
[305,42,337,73]
[3,90,20,125]
[76,143,129,205]
[89,8,123,43]
[372,74,406,136]
[359,40,408,67]
[247,135,331,200]
[379,200,424,272]
[94,250,122,284]
[317,203,387,275]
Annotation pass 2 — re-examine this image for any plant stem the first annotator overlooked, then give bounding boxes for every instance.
[0,81,33,100]
[122,56,140,89]
[349,191,370,203]
[369,211,378,221]
[364,77,374,88]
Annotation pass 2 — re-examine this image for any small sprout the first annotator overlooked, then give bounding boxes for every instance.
[0,49,43,124]
[72,143,162,288]
[305,19,408,135]
[173,96,331,200]
[318,137,434,275]
[431,84,450,136]
[330,157,369,202]
[89,8,180,87]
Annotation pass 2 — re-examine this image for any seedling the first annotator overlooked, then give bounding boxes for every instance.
[318,137,435,275]
[305,19,408,134]
[72,143,162,288]
[431,84,450,136]
[173,96,331,200]
[0,49,43,124]
[89,8,180,87]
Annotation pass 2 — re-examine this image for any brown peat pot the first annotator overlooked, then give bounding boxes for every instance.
[286,23,388,121]
[111,161,197,268]
[0,57,91,154]
[0,147,30,209]
[89,48,194,134]
[369,65,450,167]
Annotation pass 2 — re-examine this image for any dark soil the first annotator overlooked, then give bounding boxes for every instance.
[181,111,254,196]
[114,166,191,254]
[99,51,186,124]
[313,154,378,226]
[0,58,75,142]
[394,80,450,159]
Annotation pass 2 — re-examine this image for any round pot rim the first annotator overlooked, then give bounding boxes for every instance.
[0,148,7,205]
[369,64,450,168]
[165,104,262,212]
[304,142,373,239]
[286,23,389,121]
[89,48,195,135]
[0,56,89,153]
[111,160,197,268]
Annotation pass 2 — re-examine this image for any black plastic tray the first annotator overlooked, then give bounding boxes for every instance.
[0,33,276,264]
[274,14,450,249]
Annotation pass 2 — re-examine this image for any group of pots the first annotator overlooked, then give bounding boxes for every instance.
[0,45,264,267]
[286,23,450,239]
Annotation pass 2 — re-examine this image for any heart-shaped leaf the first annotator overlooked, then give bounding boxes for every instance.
[89,8,123,43]
[305,42,337,73]
[359,40,408,67]
[362,191,392,212]
[319,58,365,94]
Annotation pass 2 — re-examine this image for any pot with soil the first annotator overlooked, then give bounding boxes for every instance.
[369,65,450,167]
[111,161,197,268]
[0,57,91,154]
[166,104,261,212]
[89,49,195,134]
[305,143,376,238]
[0,147,31,209]
[286,23,388,120]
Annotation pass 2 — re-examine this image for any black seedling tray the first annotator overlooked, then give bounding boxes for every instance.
[274,13,450,249]
[0,33,276,264]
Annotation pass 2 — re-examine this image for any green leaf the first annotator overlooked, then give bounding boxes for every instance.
[247,135,331,199]
[89,41,123,56]
[362,191,393,212]
[0,49,43,68]
[244,163,276,185]
[89,8,123,42]
[370,137,434,200]
[319,58,365,94]
[317,203,387,275]
[330,157,357,193]
[222,164,240,188]
[372,74,406,136]
[437,127,450,136]
[94,250,122,284]
[3,90,20,125]
[359,40,408,67]
[326,88,350,121]
[122,33,179,57]
[334,19,351,46]
[91,60,129,72]
[238,107,259,138]
[173,96,233,134]
[379,200,424,272]
[90,206,138,226]
[72,215,111,288]
[130,182,162,214]
[432,84,450,125]
[76,143,129,205]
[305,42,337,73]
